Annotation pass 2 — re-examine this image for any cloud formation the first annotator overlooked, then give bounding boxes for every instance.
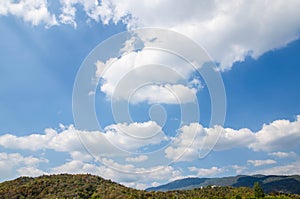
[0,0,57,27]
[106,0,300,70]
[1,1,299,69]
[95,47,200,104]
[165,116,300,161]
[250,116,300,151]
[0,121,166,155]
[0,152,47,180]
[50,158,181,190]
[1,116,300,187]
[1,117,300,164]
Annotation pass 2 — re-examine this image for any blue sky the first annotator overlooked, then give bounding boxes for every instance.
[1,0,300,189]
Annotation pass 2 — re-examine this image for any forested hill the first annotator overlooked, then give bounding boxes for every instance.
[0,174,300,199]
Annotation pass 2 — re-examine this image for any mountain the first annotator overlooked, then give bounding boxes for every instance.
[0,174,137,199]
[0,174,256,199]
[146,174,300,194]
[0,174,299,198]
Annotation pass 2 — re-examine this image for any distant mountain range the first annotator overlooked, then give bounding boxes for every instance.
[146,174,300,194]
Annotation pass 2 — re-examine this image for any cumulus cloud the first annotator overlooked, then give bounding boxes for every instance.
[0,152,47,180]
[1,116,300,186]
[0,0,57,27]
[96,47,200,104]
[91,0,300,70]
[0,0,113,27]
[0,121,166,156]
[1,1,299,69]
[130,84,197,104]
[58,0,113,28]
[50,159,181,189]
[165,123,256,161]
[165,116,300,161]
[1,117,300,165]
[17,167,46,177]
[247,159,276,167]
[0,130,53,151]
[250,116,300,151]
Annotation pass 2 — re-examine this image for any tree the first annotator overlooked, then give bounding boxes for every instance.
[235,195,242,199]
[253,182,264,198]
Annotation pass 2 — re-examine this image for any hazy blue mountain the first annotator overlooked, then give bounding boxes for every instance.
[146,175,300,194]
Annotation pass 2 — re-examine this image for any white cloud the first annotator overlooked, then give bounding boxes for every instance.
[59,0,77,28]
[2,0,300,68]
[50,159,181,189]
[96,48,200,104]
[247,159,276,167]
[130,84,197,104]
[164,123,201,162]
[17,167,46,177]
[51,160,96,174]
[165,123,256,162]
[0,122,169,183]
[0,128,58,151]
[0,0,113,27]
[104,0,300,70]
[268,151,297,159]
[69,151,93,162]
[0,121,167,157]
[0,152,48,167]
[231,165,247,175]
[104,121,168,152]
[253,161,300,176]
[209,127,255,151]
[0,0,57,27]
[1,116,300,186]
[2,117,300,165]
[0,152,47,180]
[188,166,224,177]
[250,116,300,151]
[59,0,113,27]
[165,116,300,162]
[125,155,148,162]
[0,121,168,170]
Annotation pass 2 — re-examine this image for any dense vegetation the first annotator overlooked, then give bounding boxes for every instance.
[0,174,300,199]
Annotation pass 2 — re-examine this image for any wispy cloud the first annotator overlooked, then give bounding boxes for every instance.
[268,151,297,158]
[247,159,276,167]
[189,166,225,177]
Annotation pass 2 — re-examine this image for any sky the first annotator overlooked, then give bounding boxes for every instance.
[0,0,300,189]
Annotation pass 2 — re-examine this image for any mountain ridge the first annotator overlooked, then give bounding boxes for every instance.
[146,174,300,194]
[1,174,300,198]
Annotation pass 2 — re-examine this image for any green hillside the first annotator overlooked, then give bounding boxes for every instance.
[0,174,299,199]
